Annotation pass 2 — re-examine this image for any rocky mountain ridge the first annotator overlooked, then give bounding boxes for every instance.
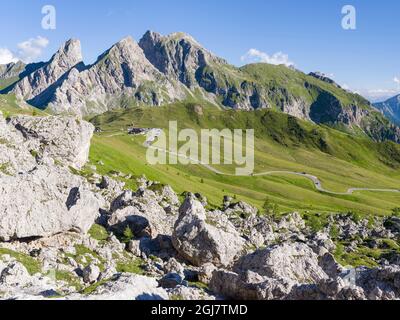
[0,31,400,143]
[0,61,26,80]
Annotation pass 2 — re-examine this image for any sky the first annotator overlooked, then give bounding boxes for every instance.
[0,0,399,102]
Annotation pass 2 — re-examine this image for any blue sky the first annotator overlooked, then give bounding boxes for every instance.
[0,0,399,101]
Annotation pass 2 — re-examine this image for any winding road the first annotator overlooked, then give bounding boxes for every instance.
[146,145,400,196]
[104,130,400,196]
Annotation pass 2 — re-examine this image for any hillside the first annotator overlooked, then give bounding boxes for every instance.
[88,102,400,216]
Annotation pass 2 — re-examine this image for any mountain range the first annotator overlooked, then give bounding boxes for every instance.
[375,95,400,126]
[1,30,400,144]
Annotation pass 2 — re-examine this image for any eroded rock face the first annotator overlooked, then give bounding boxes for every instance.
[139,31,226,89]
[0,112,100,241]
[0,166,100,241]
[0,61,26,80]
[46,37,186,116]
[2,33,398,144]
[172,197,245,267]
[9,115,94,169]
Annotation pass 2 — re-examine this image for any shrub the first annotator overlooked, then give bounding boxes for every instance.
[121,226,135,243]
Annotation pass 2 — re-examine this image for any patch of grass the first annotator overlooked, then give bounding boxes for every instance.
[0,248,42,275]
[64,245,106,271]
[329,224,340,239]
[119,226,135,244]
[392,207,400,217]
[189,281,209,290]
[0,162,11,175]
[116,257,145,275]
[334,240,400,269]
[30,150,39,158]
[0,94,47,116]
[302,213,329,233]
[333,243,379,268]
[55,270,83,291]
[81,278,109,295]
[170,294,185,300]
[88,224,109,242]
[380,239,400,250]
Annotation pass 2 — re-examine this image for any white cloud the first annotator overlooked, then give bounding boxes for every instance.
[394,77,400,85]
[0,48,18,64]
[241,48,294,67]
[0,36,49,65]
[358,88,399,102]
[16,36,49,63]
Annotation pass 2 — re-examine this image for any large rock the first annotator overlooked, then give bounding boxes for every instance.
[0,262,32,287]
[172,198,245,267]
[0,112,100,241]
[82,264,101,284]
[355,265,400,300]
[0,261,60,300]
[108,188,177,238]
[9,115,94,169]
[234,243,328,284]
[77,274,168,300]
[210,242,329,300]
[210,269,293,300]
[0,166,100,241]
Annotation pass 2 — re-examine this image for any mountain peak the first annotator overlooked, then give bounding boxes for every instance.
[375,94,400,126]
[139,30,227,88]
[0,61,26,79]
[167,31,201,45]
[115,36,135,46]
[11,38,83,100]
[140,30,203,49]
[142,30,162,41]
[104,36,145,61]
[93,36,141,65]
[50,38,83,68]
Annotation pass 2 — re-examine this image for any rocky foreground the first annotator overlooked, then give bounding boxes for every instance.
[1,112,400,300]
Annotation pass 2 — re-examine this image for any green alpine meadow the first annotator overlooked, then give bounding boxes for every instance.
[1,0,400,304]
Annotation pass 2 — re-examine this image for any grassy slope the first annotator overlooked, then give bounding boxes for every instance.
[0,77,19,91]
[0,94,48,116]
[1,95,399,216]
[89,102,400,216]
[240,63,370,108]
